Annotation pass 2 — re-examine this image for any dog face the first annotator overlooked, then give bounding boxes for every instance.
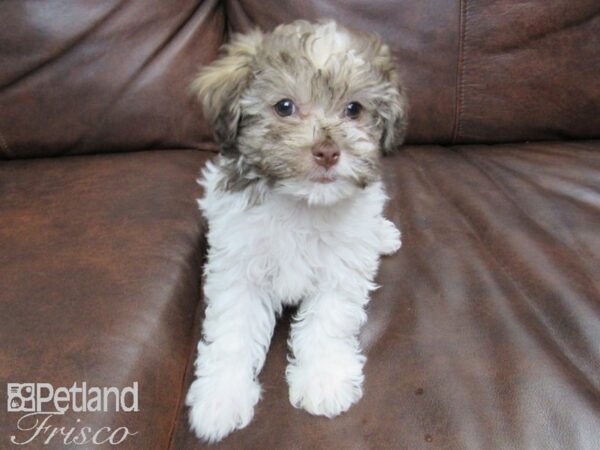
[193,20,408,205]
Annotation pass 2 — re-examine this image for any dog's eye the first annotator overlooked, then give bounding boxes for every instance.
[274,99,296,117]
[345,101,362,119]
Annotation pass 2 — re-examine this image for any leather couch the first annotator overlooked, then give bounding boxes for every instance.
[1,1,599,449]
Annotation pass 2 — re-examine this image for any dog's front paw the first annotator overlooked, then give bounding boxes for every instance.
[378,218,401,255]
[186,371,260,443]
[286,353,365,418]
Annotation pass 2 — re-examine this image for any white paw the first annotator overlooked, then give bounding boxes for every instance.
[378,218,401,255]
[286,354,365,418]
[186,371,260,443]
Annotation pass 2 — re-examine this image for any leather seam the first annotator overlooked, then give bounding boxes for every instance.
[452,0,469,143]
[166,293,202,450]
[167,228,208,449]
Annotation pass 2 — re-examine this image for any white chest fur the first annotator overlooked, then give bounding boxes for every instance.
[198,161,394,309]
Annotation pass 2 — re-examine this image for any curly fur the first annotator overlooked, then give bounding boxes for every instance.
[186,20,407,442]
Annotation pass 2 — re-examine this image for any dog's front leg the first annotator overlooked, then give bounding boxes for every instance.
[286,274,372,418]
[186,280,275,443]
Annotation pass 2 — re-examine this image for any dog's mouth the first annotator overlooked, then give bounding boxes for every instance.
[309,168,338,184]
[311,174,337,184]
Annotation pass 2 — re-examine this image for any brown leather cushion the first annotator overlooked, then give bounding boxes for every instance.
[3,1,598,156]
[454,1,600,143]
[172,140,600,449]
[227,0,600,145]
[0,0,223,159]
[0,150,209,449]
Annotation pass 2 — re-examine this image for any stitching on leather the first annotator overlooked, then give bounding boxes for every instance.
[452,0,469,143]
[0,129,10,154]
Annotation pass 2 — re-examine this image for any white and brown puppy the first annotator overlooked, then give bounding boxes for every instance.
[186,20,407,442]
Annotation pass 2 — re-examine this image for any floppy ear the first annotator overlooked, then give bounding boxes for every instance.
[372,41,409,154]
[191,30,263,154]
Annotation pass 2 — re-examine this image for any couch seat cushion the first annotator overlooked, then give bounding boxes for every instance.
[172,140,600,450]
[0,150,209,449]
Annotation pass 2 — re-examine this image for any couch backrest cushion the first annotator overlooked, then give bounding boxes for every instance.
[1,1,599,155]
[0,0,223,158]
[455,1,600,144]
[227,0,600,144]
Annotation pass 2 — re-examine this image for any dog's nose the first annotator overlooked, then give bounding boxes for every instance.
[312,142,340,169]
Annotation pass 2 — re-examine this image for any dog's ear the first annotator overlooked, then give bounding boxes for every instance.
[191,30,263,154]
[371,40,409,155]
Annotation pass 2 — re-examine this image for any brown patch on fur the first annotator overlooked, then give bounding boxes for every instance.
[191,30,263,155]
[191,20,408,191]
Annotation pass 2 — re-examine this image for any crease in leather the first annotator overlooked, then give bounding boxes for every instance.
[0,129,9,153]
[68,0,215,155]
[395,150,523,448]
[167,204,209,450]
[486,141,600,163]
[395,148,525,448]
[167,292,203,450]
[166,260,206,450]
[507,163,600,210]
[465,153,600,267]
[404,147,600,411]
[0,1,125,92]
[454,148,600,305]
[447,147,600,400]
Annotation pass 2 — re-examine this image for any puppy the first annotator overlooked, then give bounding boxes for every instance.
[186,20,407,442]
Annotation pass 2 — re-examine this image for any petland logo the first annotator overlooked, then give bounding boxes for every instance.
[7,382,139,446]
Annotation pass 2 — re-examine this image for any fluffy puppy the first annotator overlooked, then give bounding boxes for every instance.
[186,20,407,442]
